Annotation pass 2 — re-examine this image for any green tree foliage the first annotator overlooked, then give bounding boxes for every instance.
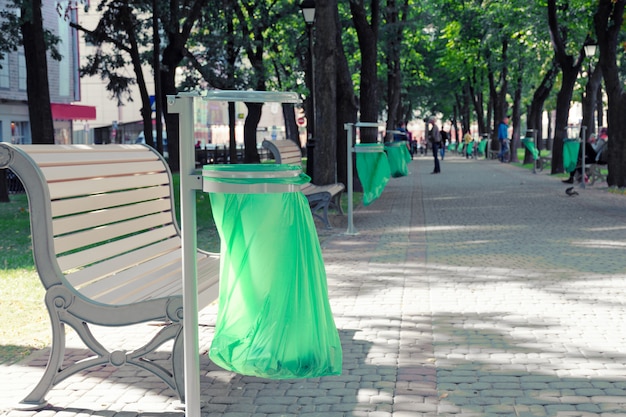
[74,1,156,148]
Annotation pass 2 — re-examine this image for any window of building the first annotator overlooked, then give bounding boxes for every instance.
[0,56,9,89]
[18,54,26,91]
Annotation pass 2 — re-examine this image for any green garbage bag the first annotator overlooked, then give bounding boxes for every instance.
[477,139,488,156]
[521,138,539,160]
[457,141,464,153]
[466,141,474,156]
[447,142,455,152]
[203,164,343,379]
[563,139,580,173]
[355,143,391,206]
[384,141,410,177]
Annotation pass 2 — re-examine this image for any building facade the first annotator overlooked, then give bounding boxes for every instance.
[0,1,95,144]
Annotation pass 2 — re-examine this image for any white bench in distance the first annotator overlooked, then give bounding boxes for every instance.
[0,143,220,409]
[262,139,344,228]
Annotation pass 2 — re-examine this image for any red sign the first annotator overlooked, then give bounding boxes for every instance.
[297,117,305,126]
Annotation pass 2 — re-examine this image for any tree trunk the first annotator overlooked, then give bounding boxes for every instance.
[313,0,338,186]
[282,104,299,143]
[334,3,359,189]
[243,103,262,163]
[527,59,559,149]
[551,67,581,173]
[384,0,402,140]
[0,171,8,203]
[160,0,208,172]
[547,0,586,174]
[469,81,486,135]
[581,64,602,138]
[595,0,626,187]
[121,4,154,149]
[161,43,183,172]
[511,70,522,163]
[21,0,54,145]
[350,0,379,144]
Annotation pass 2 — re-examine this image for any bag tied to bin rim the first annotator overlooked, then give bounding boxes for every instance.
[384,141,411,178]
[563,139,580,173]
[202,164,343,379]
[355,143,391,206]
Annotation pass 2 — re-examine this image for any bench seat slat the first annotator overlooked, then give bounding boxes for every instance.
[47,172,170,199]
[51,186,171,217]
[58,225,179,272]
[65,238,182,286]
[26,150,158,166]
[54,211,174,254]
[15,144,147,152]
[77,249,186,303]
[83,251,220,305]
[41,161,167,182]
[127,253,219,304]
[53,198,173,235]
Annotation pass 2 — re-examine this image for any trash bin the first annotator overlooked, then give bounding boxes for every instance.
[384,141,411,177]
[355,143,390,206]
[563,139,580,173]
[521,137,539,160]
[202,164,342,379]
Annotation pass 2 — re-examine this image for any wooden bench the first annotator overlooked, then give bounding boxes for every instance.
[0,143,220,409]
[261,139,344,228]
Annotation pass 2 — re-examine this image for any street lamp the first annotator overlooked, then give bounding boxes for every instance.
[300,0,316,24]
[584,43,597,59]
[580,43,597,189]
[300,0,316,182]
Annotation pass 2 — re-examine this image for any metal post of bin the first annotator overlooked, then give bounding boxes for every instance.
[345,121,381,235]
[345,122,356,235]
[581,125,587,189]
[167,92,202,417]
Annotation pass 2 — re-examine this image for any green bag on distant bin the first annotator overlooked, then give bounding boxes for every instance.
[355,143,390,206]
[478,139,488,155]
[203,164,342,379]
[563,139,580,173]
[522,138,539,160]
[385,141,410,177]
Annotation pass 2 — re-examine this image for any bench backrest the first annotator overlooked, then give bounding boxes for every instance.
[0,144,180,292]
[262,139,303,166]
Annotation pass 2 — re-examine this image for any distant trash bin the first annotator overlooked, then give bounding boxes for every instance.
[563,139,580,173]
[521,137,539,160]
[202,164,343,379]
[384,141,411,177]
[355,143,390,206]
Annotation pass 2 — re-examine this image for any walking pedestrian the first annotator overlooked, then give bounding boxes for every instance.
[428,117,441,174]
[497,116,510,162]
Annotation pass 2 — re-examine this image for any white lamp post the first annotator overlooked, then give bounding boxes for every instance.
[300,0,316,181]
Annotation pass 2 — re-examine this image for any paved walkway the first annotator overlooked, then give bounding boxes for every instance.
[3,153,626,416]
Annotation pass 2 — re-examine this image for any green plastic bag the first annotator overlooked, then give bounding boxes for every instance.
[563,139,580,173]
[478,139,488,156]
[203,164,343,379]
[355,143,391,206]
[522,138,539,160]
[384,141,410,177]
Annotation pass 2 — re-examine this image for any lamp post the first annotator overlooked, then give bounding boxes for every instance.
[580,43,597,189]
[300,0,316,182]
[584,43,597,135]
